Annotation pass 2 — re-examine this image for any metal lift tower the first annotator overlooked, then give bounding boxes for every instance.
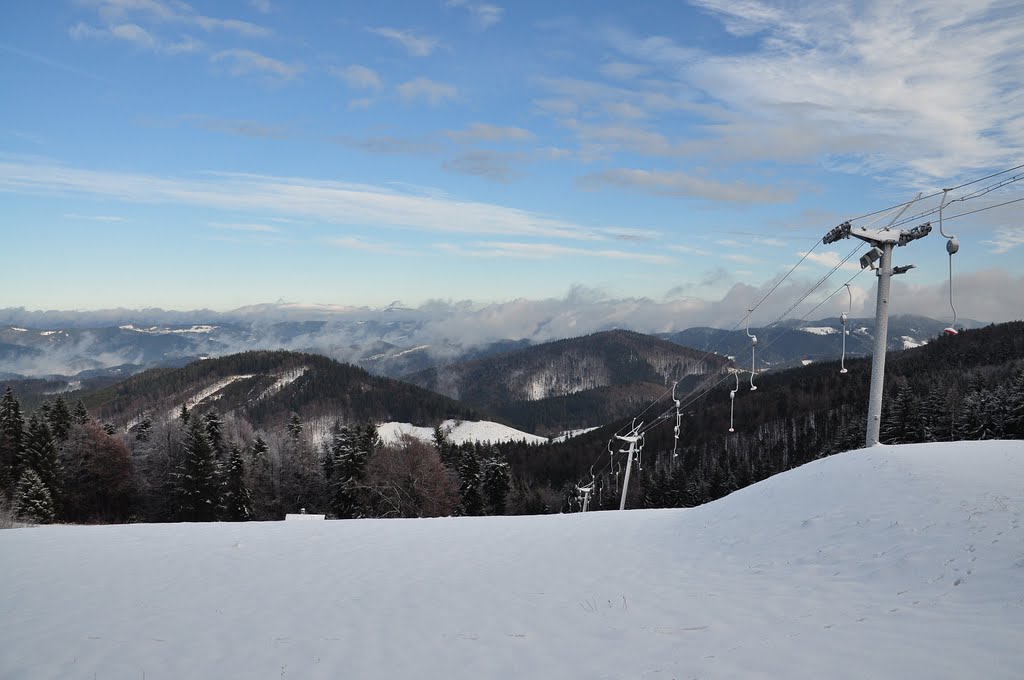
[822,212,932,448]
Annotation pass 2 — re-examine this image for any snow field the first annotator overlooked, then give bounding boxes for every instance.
[1,440,1022,679]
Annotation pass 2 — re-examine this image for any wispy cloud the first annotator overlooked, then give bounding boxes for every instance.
[445,1,504,30]
[367,27,439,56]
[981,227,1024,254]
[578,168,795,204]
[443,151,519,183]
[181,114,288,139]
[396,78,457,105]
[721,253,763,264]
[798,250,860,272]
[665,1,1022,179]
[446,123,534,143]
[63,213,128,222]
[69,21,202,54]
[332,135,440,155]
[209,221,280,233]
[0,157,633,241]
[328,235,418,256]
[249,0,272,13]
[330,64,382,91]
[85,0,271,38]
[210,49,303,80]
[439,241,674,264]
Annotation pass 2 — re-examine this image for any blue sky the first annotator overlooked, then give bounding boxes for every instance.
[1,0,1022,325]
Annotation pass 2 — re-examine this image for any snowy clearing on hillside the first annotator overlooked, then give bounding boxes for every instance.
[902,335,927,349]
[800,326,838,335]
[2,441,1023,679]
[377,419,547,445]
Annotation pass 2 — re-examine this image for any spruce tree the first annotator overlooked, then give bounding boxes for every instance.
[173,418,220,521]
[135,416,153,442]
[249,435,279,520]
[0,387,25,496]
[72,400,90,426]
[22,414,61,511]
[457,447,483,516]
[47,395,73,445]
[222,444,253,521]
[14,469,55,524]
[328,425,369,519]
[481,455,510,515]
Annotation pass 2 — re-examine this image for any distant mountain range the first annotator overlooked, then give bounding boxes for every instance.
[0,313,980,386]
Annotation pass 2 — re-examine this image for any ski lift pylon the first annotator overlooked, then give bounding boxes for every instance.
[840,283,852,374]
[728,370,740,432]
[746,309,758,391]
[938,189,960,335]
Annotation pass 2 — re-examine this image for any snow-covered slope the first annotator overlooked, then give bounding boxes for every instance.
[2,440,1023,679]
[377,418,547,445]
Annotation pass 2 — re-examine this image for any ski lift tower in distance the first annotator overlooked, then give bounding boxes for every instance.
[822,198,932,448]
[616,423,643,511]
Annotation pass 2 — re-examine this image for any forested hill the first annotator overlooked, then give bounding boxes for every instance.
[404,329,730,436]
[79,350,479,434]
[664,314,974,370]
[496,320,1024,509]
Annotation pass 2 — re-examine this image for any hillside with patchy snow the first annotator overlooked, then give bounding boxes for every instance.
[2,440,1023,679]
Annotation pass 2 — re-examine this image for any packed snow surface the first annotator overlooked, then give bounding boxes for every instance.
[3,441,1023,679]
[378,419,547,445]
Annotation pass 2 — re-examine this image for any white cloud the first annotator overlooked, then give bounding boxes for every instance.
[599,61,650,80]
[62,213,128,222]
[443,151,519,183]
[446,123,534,143]
[367,27,439,56]
[579,168,795,204]
[328,235,417,256]
[674,0,1024,179]
[209,221,280,233]
[330,65,382,91]
[0,157,642,242]
[439,241,674,264]
[446,1,505,30]
[83,0,271,38]
[798,250,861,272]
[70,20,200,53]
[722,253,763,264]
[396,77,457,105]
[210,49,303,80]
[249,0,272,13]
[981,227,1024,254]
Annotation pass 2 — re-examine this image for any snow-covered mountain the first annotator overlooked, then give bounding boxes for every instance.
[0,312,980,382]
[3,439,1022,678]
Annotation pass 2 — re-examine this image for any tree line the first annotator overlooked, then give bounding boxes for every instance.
[0,389,525,524]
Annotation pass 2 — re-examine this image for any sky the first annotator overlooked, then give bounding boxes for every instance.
[1,0,1023,326]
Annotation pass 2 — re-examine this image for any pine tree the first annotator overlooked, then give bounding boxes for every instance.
[72,400,90,426]
[135,416,153,442]
[0,386,25,496]
[14,469,55,524]
[173,418,220,521]
[22,413,61,510]
[1006,369,1024,437]
[179,404,190,425]
[47,395,73,445]
[286,413,303,440]
[457,447,483,516]
[221,444,253,521]
[248,435,279,520]
[481,455,510,515]
[328,426,369,519]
